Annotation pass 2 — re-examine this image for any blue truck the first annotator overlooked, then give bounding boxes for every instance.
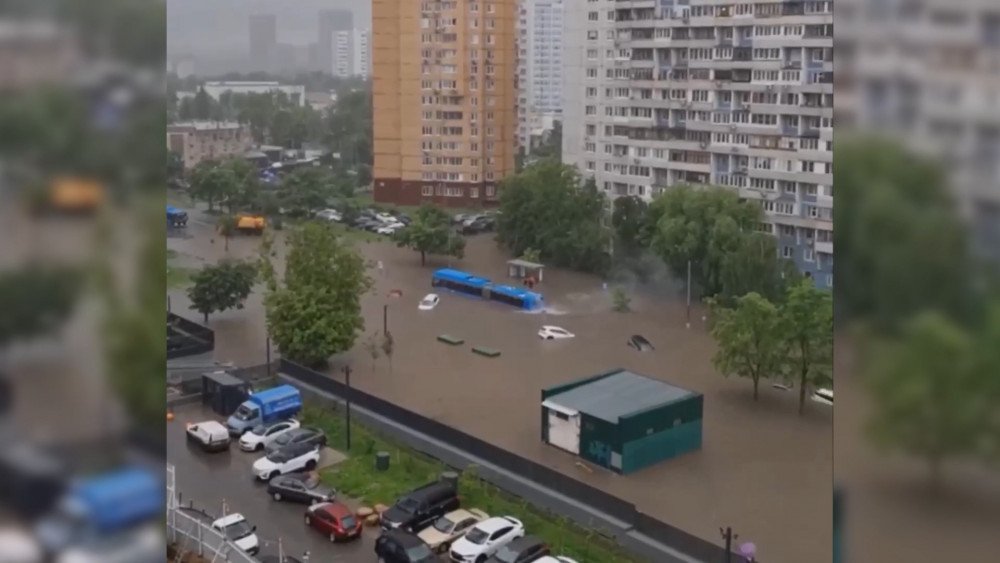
[167,205,188,227]
[226,384,302,436]
[34,466,164,554]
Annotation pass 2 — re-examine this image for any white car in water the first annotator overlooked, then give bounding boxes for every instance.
[238,418,301,452]
[315,209,342,223]
[537,326,574,340]
[811,388,833,406]
[418,293,440,311]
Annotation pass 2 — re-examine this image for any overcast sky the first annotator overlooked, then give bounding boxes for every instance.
[167,0,370,71]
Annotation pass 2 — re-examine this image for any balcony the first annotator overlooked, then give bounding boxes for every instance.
[815,241,833,255]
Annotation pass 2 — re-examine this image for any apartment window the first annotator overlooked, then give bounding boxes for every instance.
[585,105,596,115]
[587,30,598,40]
[586,68,597,78]
[422,126,434,135]
[586,87,597,98]
[422,185,434,196]
[588,11,598,21]
[470,187,479,198]
[804,248,814,262]
[587,49,598,59]
[782,246,793,258]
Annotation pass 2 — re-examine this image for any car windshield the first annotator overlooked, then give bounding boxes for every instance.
[406,544,434,560]
[274,433,296,445]
[397,497,419,513]
[421,298,434,305]
[250,425,268,436]
[464,528,488,544]
[433,516,455,533]
[267,449,292,462]
[492,545,520,563]
[222,521,253,541]
[234,405,257,421]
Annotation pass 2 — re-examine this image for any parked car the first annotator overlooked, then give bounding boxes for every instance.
[211,513,259,555]
[418,293,440,311]
[627,334,654,352]
[374,529,437,563]
[356,218,379,231]
[417,508,489,554]
[238,419,301,452]
[537,326,574,340]
[811,388,833,406]
[265,427,327,454]
[380,481,461,533]
[375,212,398,224]
[377,224,404,235]
[484,535,550,563]
[452,213,469,225]
[535,557,578,563]
[185,421,231,453]
[397,213,412,225]
[267,472,335,504]
[315,209,342,222]
[448,516,525,563]
[304,501,362,542]
[253,442,320,481]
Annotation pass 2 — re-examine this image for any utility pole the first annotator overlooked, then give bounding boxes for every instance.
[720,526,737,563]
[265,335,272,379]
[344,364,352,451]
[686,260,692,328]
[383,303,388,336]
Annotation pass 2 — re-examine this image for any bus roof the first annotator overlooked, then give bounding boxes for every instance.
[432,268,491,286]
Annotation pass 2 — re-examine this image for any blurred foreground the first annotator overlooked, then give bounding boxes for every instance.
[0,1,165,561]
[836,1,1000,561]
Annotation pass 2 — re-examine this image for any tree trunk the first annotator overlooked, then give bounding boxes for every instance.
[752,376,759,401]
[798,370,808,415]
[420,251,426,266]
[203,311,208,323]
[224,235,230,252]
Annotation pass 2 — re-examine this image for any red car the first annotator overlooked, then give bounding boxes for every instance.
[304,501,362,542]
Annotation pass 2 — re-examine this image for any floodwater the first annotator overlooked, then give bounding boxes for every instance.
[168,205,832,563]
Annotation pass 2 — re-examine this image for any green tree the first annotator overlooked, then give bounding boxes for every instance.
[382,331,395,374]
[189,161,238,212]
[216,215,238,252]
[520,248,541,263]
[780,279,833,415]
[167,151,184,181]
[611,195,648,254]
[648,184,764,297]
[865,312,989,489]
[221,157,261,212]
[394,205,466,266]
[611,287,631,312]
[263,223,372,367]
[192,87,214,120]
[719,232,799,304]
[363,332,381,374]
[497,160,610,273]
[835,138,975,332]
[280,167,335,216]
[0,266,83,347]
[709,292,785,401]
[186,260,258,323]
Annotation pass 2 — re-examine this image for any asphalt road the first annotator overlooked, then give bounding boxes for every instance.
[167,403,378,562]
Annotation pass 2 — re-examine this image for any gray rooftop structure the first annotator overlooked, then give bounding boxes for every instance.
[545,370,697,423]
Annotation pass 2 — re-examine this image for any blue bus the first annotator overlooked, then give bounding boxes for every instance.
[431,268,543,310]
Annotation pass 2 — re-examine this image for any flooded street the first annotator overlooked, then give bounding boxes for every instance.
[169,206,832,563]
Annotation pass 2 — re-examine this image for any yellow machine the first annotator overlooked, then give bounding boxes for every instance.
[36,177,106,214]
[236,214,265,234]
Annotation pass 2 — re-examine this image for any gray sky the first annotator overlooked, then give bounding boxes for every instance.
[167,0,370,72]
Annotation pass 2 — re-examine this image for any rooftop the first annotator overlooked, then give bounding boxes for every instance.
[545,369,698,423]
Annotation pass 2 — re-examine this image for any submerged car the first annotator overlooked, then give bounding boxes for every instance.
[627,334,654,351]
[418,293,440,311]
[811,388,833,406]
[537,326,574,340]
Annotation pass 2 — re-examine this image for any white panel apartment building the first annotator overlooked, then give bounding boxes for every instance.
[563,0,834,287]
[517,0,564,153]
[334,29,372,78]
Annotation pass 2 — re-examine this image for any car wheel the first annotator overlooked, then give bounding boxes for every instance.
[546,336,553,340]
[476,556,487,563]
[269,471,279,480]
[305,459,317,470]
[439,541,451,553]
[304,515,311,525]
[272,492,281,501]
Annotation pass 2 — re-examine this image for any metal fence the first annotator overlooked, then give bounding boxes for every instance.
[167,463,259,563]
[167,312,215,359]
[279,359,731,562]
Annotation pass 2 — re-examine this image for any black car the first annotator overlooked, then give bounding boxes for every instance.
[397,213,412,225]
[265,427,326,454]
[380,481,460,533]
[374,529,437,563]
[485,535,551,563]
[266,472,335,504]
[627,334,654,351]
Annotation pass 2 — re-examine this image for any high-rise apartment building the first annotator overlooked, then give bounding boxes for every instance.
[836,0,1000,261]
[319,9,354,74]
[562,0,834,287]
[334,29,372,78]
[248,14,277,71]
[517,0,564,154]
[373,0,518,207]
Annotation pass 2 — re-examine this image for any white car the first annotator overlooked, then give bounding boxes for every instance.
[252,442,321,481]
[418,293,440,311]
[538,326,575,340]
[417,508,489,553]
[536,557,579,563]
[811,388,833,406]
[315,209,342,222]
[238,418,301,452]
[185,420,231,452]
[375,212,398,224]
[448,516,524,563]
[211,513,259,555]
[376,224,403,235]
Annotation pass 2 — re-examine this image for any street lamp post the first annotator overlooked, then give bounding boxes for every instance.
[383,303,388,336]
[720,526,738,563]
[344,364,352,451]
[266,335,271,379]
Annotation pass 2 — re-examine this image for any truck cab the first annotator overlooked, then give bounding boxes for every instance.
[226,384,302,436]
[34,467,164,556]
[166,205,188,227]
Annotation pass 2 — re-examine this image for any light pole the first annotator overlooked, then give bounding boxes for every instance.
[720,526,738,563]
[265,335,272,379]
[686,260,692,329]
[343,364,352,451]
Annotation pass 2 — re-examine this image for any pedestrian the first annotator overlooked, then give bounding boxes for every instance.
[377,260,384,276]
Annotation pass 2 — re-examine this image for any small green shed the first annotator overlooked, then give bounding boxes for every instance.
[541,369,703,474]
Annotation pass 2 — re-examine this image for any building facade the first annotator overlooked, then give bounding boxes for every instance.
[248,14,277,71]
[517,0,564,154]
[202,81,306,106]
[373,0,518,208]
[334,29,372,78]
[562,0,834,287]
[167,121,252,170]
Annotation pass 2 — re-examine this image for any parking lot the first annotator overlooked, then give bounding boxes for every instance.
[167,403,379,562]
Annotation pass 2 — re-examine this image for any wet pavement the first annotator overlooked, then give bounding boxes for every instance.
[167,403,379,562]
[168,202,833,563]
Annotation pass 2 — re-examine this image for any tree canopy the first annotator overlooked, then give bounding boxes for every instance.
[0,266,83,347]
[611,195,648,254]
[263,223,372,367]
[279,167,336,216]
[780,279,833,414]
[709,292,785,401]
[188,160,237,212]
[497,161,610,273]
[186,260,258,323]
[394,205,465,266]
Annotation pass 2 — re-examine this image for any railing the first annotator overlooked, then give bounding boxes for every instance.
[167,501,259,563]
[279,359,733,562]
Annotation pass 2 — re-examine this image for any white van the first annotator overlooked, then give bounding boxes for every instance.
[211,513,259,555]
[185,421,231,452]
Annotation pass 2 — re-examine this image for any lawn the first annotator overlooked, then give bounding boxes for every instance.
[167,263,193,289]
[301,405,643,563]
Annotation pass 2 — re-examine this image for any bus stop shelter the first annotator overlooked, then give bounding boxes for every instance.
[507,259,544,283]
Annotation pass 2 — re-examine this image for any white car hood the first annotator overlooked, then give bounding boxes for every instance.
[232,533,258,551]
[239,434,263,446]
[450,537,484,558]
[417,527,450,546]
[253,457,278,473]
